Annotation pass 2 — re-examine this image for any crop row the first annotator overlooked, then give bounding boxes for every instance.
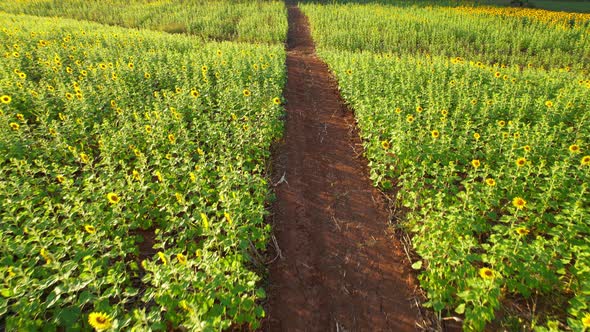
[0,12,285,330]
[301,2,590,330]
[0,0,287,44]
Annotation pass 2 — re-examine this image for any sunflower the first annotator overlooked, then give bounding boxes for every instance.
[512,197,526,209]
[10,122,19,131]
[273,97,281,105]
[582,156,590,166]
[177,253,187,265]
[472,159,481,168]
[216,50,223,57]
[128,62,134,69]
[431,130,440,139]
[440,109,448,116]
[79,153,90,164]
[569,144,580,153]
[381,140,390,150]
[144,72,151,79]
[190,90,199,98]
[473,133,480,140]
[523,145,531,152]
[56,175,66,183]
[416,106,423,113]
[395,107,402,114]
[545,100,553,108]
[88,312,112,331]
[175,192,183,203]
[516,157,526,167]
[515,227,529,236]
[65,92,73,100]
[107,192,120,204]
[582,313,590,327]
[132,170,141,181]
[406,115,415,123]
[485,178,496,186]
[479,267,495,280]
[498,120,506,127]
[157,252,168,265]
[243,89,251,97]
[1,95,12,104]
[155,170,163,182]
[168,134,176,144]
[494,71,501,78]
[99,63,107,70]
[145,125,152,134]
[346,69,352,75]
[84,225,96,234]
[189,172,197,182]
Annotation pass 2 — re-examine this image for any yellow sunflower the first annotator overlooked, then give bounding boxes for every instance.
[88,312,112,331]
[512,197,526,210]
[582,155,590,166]
[84,225,96,234]
[479,267,495,280]
[107,192,120,204]
[515,227,529,236]
[569,144,580,153]
[1,95,12,104]
[472,159,481,168]
[485,178,496,186]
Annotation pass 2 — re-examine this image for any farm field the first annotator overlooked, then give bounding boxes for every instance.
[0,0,287,43]
[2,0,590,331]
[301,1,590,330]
[0,1,286,330]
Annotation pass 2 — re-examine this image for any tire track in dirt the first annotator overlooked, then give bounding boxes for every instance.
[264,2,419,331]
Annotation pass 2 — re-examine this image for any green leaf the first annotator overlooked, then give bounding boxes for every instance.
[455,303,466,314]
[0,288,13,298]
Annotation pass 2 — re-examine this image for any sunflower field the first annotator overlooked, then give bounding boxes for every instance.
[0,5,286,330]
[301,1,590,330]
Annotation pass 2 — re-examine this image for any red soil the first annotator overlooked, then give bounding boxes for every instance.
[264,3,421,331]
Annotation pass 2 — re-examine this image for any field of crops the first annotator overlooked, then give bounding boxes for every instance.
[0,0,287,43]
[0,1,286,329]
[301,1,590,330]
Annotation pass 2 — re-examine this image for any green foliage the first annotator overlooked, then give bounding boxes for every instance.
[0,0,288,44]
[0,12,285,330]
[301,2,590,330]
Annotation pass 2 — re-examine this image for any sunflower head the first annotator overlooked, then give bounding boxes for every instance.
[381,140,390,150]
[242,89,251,97]
[516,157,527,167]
[512,197,526,210]
[88,312,112,331]
[431,130,440,139]
[479,267,495,280]
[582,313,590,327]
[545,100,553,108]
[84,225,96,234]
[107,192,120,204]
[273,97,281,105]
[569,144,580,153]
[582,155,590,166]
[515,227,529,236]
[471,159,481,168]
[10,122,20,131]
[177,253,187,265]
[1,95,12,104]
[485,178,496,186]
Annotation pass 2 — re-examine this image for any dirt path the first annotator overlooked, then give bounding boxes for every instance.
[264,3,419,331]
